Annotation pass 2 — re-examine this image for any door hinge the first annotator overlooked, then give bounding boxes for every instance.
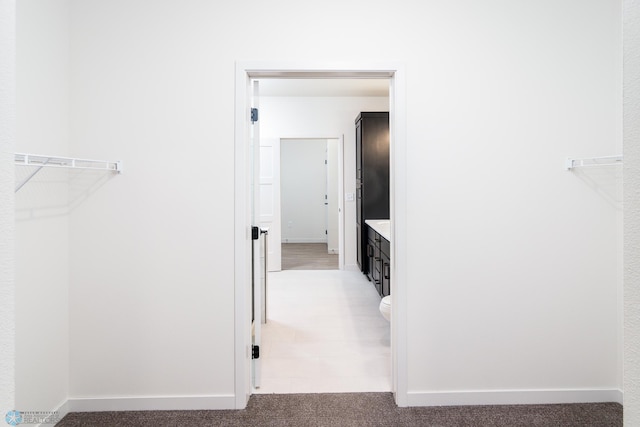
[252,345,260,359]
[252,226,260,240]
[251,108,259,123]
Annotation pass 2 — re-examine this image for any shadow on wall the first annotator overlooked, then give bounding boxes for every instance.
[15,167,116,221]
[570,166,623,210]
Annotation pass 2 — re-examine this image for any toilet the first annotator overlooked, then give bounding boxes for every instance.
[379,296,391,322]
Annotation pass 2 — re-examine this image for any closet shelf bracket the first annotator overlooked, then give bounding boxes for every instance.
[565,155,623,171]
[14,153,122,193]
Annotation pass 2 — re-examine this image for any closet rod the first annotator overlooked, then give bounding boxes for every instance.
[565,155,622,171]
[14,153,122,193]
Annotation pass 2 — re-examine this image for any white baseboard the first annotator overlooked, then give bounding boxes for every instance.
[405,389,623,407]
[281,239,327,244]
[54,399,70,424]
[68,394,236,412]
[27,399,69,427]
[344,264,360,272]
[41,389,624,416]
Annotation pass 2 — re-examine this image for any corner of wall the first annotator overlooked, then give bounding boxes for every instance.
[14,0,70,415]
[624,0,640,424]
[0,0,16,414]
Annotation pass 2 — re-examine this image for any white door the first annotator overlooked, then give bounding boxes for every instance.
[259,138,281,272]
[250,80,262,390]
[326,137,342,259]
[324,145,329,250]
[337,135,345,269]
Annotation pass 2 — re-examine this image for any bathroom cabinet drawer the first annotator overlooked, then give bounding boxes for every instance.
[365,226,390,298]
[366,238,375,283]
[373,246,382,296]
[367,225,377,242]
[381,251,390,297]
[380,238,390,258]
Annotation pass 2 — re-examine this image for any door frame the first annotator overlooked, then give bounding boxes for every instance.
[234,61,408,408]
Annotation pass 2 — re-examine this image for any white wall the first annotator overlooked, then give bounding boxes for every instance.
[281,139,328,244]
[0,0,16,414]
[4,0,615,410]
[261,96,389,268]
[14,0,69,416]
[406,0,622,400]
[68,1,237,403]
[625,0,640,424]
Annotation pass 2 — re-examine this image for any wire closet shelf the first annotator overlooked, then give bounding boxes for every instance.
[565,155,623,171]
[14,153,122,193]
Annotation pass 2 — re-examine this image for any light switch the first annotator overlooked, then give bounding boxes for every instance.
[345,193,355,202]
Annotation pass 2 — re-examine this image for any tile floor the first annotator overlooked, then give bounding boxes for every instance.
[254,269,391,394]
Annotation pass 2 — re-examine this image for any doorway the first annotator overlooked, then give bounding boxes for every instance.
[260,131,385,394]
[258,136,343,272]
[262,135,389,393]
[234,62,408,408]
[280,138,339,271]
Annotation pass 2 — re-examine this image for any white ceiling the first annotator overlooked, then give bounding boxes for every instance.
[258,78,389,97]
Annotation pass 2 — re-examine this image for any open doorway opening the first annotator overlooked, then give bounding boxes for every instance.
[254,77,391,394]
[280,138,339,271]
[257,135,343,273]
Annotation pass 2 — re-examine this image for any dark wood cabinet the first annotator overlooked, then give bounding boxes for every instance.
[367,226,380,294]
[366,225,390,298]
[355,112,389,274]
[380,238,391,297]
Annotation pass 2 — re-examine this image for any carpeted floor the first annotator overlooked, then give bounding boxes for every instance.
[56,392,622,426]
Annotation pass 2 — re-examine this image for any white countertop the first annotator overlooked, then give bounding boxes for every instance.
[365,219,390,242]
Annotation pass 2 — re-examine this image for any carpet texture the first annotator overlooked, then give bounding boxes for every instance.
[56,392,622,426]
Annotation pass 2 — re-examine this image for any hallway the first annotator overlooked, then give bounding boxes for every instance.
[255,269,390,394]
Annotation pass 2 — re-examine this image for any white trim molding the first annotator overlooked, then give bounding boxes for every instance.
[406,389,623,407]
[42,399,70,426]
[68,395,236,412]
[281,238,328,244]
